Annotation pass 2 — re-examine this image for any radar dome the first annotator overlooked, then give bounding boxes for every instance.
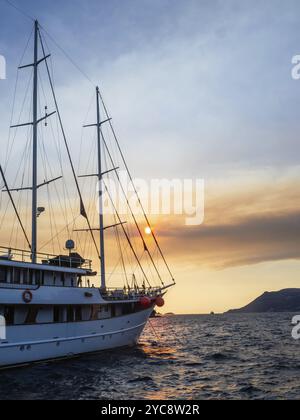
[65,239,75,251]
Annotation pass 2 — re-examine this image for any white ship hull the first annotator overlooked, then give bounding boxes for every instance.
[0,271,162,369]
[0,307,153,367]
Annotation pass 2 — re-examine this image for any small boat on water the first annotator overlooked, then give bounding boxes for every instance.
[0,20,175,368]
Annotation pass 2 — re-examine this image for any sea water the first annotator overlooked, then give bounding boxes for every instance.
[0,314,299,400]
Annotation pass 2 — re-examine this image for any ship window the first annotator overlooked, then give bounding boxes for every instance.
[67,306,74,322]
[23,269,28,284]
[35,271,41,285]
[25,306,39,324]
[53,306,62,323]
[75,306,82,322]
[122,303,134,315]
[77,276,82,287]
[90,305,101,320]
[28,270,38,285]
[13,268,21,284]
[111,305,116,318]
[4,306,14,325]
[0,267,6,283]
[41,271,45,286]
[61,273,65,287]
[28,270,33,285]
[82,306,92,321]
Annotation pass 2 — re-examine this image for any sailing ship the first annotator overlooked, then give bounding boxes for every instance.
[0,20,175,367]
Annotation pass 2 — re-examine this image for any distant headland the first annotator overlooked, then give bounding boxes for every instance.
[228,289,300,313]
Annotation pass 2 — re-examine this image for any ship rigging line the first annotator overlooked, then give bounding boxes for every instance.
[0,165,31,250]
[103,184,152,288]
[39,24,95,87]
[101,136,165,287]
[3,0,34,22]
[4,26,34,177]
[26,18,173,284]
[99,93,175,285]
[103,146,130,287]
[33,20,172,283]
[5,0,95,86]
[38,28,100,260]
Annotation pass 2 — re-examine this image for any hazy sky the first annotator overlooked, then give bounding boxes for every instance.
[0,0,300,313]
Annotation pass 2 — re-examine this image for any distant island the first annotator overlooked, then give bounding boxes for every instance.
[150,310,175,318]
[228,289,300,313]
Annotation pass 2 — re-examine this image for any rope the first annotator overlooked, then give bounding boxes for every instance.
[99,92,175,284]
[38,47,86,253]
[0,166,31,249]
[101,135,165,286]
[38,28,100,260]
[3,0,34,22]
[103,183,152,288]
[39,25,95,87]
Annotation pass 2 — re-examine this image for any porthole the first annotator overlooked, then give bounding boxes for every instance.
[20,346,25,352]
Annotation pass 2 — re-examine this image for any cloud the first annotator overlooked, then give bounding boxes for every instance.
[3,0,300,179]
[157,209,300,269]
[151,171,300,269]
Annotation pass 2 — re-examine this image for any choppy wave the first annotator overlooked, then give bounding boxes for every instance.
[0,313,299,400]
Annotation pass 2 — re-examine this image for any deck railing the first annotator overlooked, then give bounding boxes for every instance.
[101,287,163,301]
[0,246,92,271]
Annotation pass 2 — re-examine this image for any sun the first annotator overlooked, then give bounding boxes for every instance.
[145,227,152,235]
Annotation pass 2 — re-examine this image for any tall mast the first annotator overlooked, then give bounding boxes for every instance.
[31,20,39,263]
[96,86,106,289]
[10,20,58,261]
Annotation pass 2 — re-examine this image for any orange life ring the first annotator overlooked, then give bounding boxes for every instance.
[22,290,33,304]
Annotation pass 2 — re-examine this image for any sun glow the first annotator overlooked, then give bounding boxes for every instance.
[145,227,152,235]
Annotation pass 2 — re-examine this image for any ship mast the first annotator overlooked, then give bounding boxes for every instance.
[96,86,106,289]
[9,20,103,266]
[12,20,57,263]
[31,20,39,264]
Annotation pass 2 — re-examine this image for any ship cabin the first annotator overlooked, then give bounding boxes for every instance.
[0,246,94,288]
[0,246,158,329]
